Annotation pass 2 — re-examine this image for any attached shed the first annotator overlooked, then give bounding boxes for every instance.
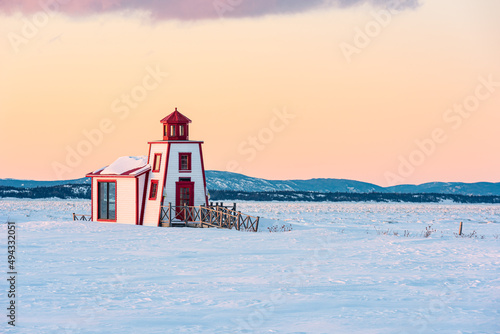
[87,156,150,225]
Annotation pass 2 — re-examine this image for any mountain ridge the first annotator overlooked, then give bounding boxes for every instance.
[1,171,499,196]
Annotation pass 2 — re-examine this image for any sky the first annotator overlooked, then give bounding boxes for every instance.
[0,0,499,186]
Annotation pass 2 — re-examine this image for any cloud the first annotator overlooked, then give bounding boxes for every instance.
[0,0,419,20]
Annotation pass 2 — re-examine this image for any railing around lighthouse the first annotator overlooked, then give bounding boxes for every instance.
[159,203,259,232]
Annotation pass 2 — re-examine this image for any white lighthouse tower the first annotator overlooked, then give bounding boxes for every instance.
[141,108,208,227]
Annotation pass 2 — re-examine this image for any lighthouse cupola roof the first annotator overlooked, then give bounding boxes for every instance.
[160,107,191,140]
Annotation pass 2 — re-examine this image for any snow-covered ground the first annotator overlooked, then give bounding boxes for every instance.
[1,199,499,334]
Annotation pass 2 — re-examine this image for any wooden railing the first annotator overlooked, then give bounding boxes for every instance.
[73,213,91,221]
[160,203,259,232]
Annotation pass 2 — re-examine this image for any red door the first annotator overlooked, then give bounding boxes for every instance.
[176,181,194,220]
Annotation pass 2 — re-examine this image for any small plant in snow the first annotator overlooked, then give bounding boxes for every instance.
[422,225,436,238]
[454,230,484,239]
[374,226,398,236]
[268,224,293,232]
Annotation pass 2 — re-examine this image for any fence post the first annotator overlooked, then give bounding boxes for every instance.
[218,206,222,228]
[168,202,172,226]
[184,203,188,224]
[233,202,236,211]
[459,221,463,236]
[237,211,241,231]
[255,217,260,232]
[198,205,202,226]
[72,213,75,221]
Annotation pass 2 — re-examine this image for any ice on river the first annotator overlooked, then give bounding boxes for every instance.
[1,198,499,333]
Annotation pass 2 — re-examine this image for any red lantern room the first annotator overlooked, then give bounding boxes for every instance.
[160,107,192,141]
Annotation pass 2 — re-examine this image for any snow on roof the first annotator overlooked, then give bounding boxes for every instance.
[97,156,150,176]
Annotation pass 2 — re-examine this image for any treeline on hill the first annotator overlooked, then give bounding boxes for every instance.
[1,185,500,203]
[209,190,500,204]
[0,184,90,199]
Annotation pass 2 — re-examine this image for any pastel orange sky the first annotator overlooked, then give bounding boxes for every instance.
[0,0,499,186]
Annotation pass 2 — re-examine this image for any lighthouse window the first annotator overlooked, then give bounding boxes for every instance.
[149,180,159,200]
[179,153,191,171]
[170,125,176,137]
[97,181,116,221]
[152,153,162,172]
[179,125,185,136]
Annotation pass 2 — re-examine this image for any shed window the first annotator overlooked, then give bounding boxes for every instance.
[98,181,116,221]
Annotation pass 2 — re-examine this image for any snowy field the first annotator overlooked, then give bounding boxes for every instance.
[1,198,499,334]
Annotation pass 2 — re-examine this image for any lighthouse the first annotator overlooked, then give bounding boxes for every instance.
[86,108,208,226]
[141,108,208,226]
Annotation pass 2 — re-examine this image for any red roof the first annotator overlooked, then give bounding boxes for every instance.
[160,108,192,124]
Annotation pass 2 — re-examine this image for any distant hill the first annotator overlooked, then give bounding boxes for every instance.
[205,171,384,193]
[1,171,499,196]
[385,182,500,196]
[205,171,500,196]
[0,184,90,199]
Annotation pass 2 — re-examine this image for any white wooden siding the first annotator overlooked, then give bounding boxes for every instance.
[92,177,137,225]
[142,143,169,227]
[163,143,206,207]
[137,173,147,223]
[115,178,137,225]
[142,141,207,227]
